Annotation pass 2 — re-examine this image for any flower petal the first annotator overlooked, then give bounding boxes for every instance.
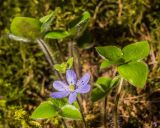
[66,69,77,85]
[76,84,91,93]
[68,92,77,104]
[51,91,69,98]
[53,81,69,91]
[76,73,90,87]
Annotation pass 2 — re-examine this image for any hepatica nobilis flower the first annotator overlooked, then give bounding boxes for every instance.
[51,69,91,104]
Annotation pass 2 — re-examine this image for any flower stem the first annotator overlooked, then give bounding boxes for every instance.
[77,98,87,128]
[36,39,63,80]
[69,41,81,78]
[113,78,123,128]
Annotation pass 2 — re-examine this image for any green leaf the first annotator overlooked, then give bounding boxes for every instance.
[100,59,125,69]
[91,88,105,102]
[68,11,90,38]
[31,101,58,119]
[91,77,112,102]
[54,63,67,73]
[54,57,73,73]
[110,76,120,87]
[122,41,150,62]
[96,77,112,90]
[67,57,73,69]
[40,12,54,23]
[45,30,70,39]
[118,61,149,88]
[40,11,55,33]
[10,17,41,39]
[59,105,82,120]
[96,46,123,61]
[49,98,67,108]
[100,60,115,69]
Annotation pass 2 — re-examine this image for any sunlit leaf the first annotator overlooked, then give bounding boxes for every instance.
[122,41,150,62]
[45,30,70,39]
[67,57,73,69]
[40,12,54,23]
[96,46,123,61]
[49,98,67,108]
[118,61,149,88]
[40,11,55,33]
[54,63,67,73]
[68,11,90,38]
[10,17,41,39]
[59,104,82,120]
[100,60,114,69]
[31,101,58,119]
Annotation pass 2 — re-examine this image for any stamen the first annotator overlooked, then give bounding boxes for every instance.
[69,84,75,91]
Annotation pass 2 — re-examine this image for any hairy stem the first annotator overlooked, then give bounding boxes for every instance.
[77,98,87,128]
[39,39,57,63]
[72,45,81,79]
[36,39,54,66]
[69,41,81,78]
[114,78,123,128]
[36,39,62,79]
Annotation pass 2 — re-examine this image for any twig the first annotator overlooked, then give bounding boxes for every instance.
[77,98,87,128]
[92,0,104,26]
[118,0,123,22]
[104,97,108,128]
[113,78,123,128]
[61,118,68,128]
[68,41,73,57]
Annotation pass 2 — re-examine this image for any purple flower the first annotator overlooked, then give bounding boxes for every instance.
[51,69,91,104]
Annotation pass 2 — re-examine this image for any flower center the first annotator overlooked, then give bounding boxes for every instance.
[69,84,75,91]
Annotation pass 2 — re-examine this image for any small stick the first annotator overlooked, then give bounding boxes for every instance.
[113,78,123,128]
[104,97,108,128]
[77,98,87,128]
[61,118,68,128]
